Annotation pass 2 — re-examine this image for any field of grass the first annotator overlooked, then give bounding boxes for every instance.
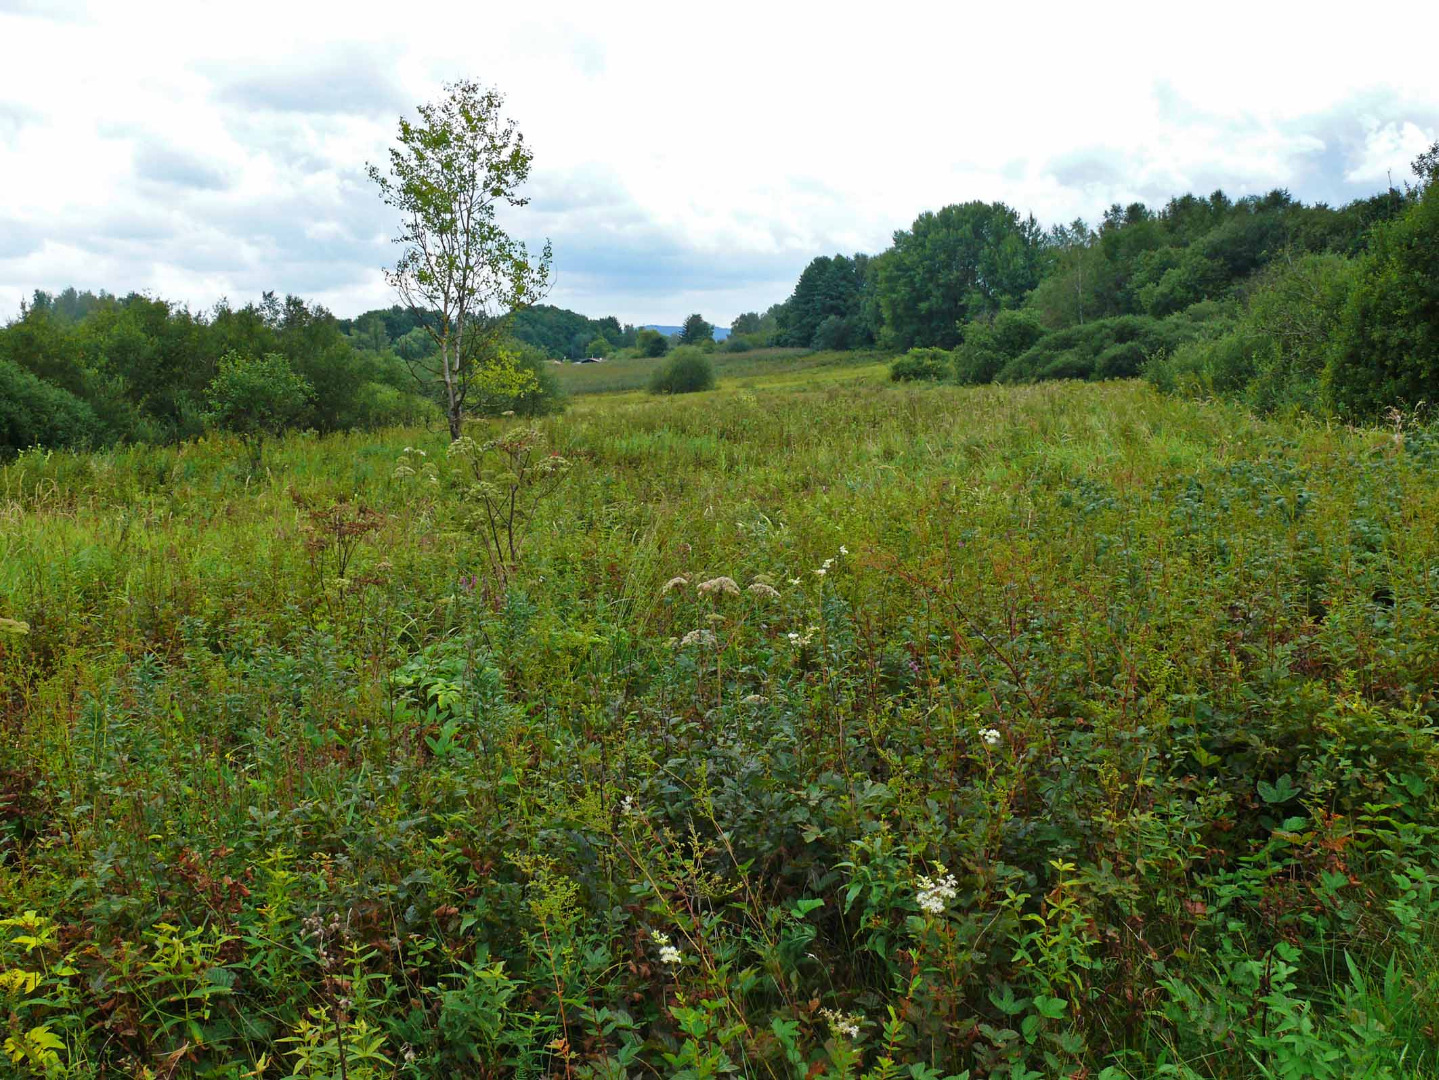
[2,369,1439,1078]
[551,348,887,396]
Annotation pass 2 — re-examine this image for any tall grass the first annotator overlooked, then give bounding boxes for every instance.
[1,376,1437,1078]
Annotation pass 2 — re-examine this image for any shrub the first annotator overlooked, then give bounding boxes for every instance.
[722,336,753,353]
[470,342,565,418]
[0,357,103,453]
[647,345,715,394]
[889,347,950,382]
[203,351,313,468]
[998,315,1203,383]
[1323,182,1439,416]
[954,310,1045,385]
[636,328,669,357]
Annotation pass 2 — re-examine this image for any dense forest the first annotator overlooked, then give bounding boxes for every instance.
[4,144,1436,454]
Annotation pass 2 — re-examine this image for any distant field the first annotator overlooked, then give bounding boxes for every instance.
[551,347,889,396]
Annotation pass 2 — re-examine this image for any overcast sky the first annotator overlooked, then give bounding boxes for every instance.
[2,1,1437,326]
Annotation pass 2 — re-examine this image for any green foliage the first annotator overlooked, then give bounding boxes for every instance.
[584,335,611,358]
[679,313,715,346]
[647,345,716,394]
[954,310,1046,385]
[508,304,634,359]
[0,357,101,453]
[5,376,1439,1077]
[467,341,565,418]
[888,348,950,382]
[367,78,552,437]
[875,202,1045,349]
[998,313,1209,383]
[1323,181,1439,416]
[203,351,313,467]
[636,327,669,357]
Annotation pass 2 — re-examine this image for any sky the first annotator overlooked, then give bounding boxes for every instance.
[1,1,1437,327]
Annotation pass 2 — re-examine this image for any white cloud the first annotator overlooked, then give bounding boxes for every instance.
[1,0,1437,324]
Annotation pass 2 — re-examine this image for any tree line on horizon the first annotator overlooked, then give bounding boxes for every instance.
[735,142,1438,417]
[4,144,1436,453]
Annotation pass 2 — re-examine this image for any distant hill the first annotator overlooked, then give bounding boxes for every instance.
[644,324,730,341]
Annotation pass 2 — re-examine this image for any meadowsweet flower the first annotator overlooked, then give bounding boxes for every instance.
[821,1008,862,1039]
[788,578,801,586]
[980,727,1002,747]
[747,582,781,599]
[680,628,717,648]
[620,795,635,814]
[662,575,690,593]
[659,944,682,965]
[697,576,740,596]
[813,567,827,577]
[839,545,849,556]
[916,868,958,915]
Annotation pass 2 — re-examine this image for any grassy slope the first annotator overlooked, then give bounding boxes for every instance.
[2,368,1438,1077]
[551,347,888,396]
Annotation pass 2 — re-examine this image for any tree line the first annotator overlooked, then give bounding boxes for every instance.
[742,145,1436,419]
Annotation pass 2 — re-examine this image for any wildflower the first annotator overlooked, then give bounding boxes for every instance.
[813,567,827,578]
[821,1007,863,1040]
[839,545,849,556]
[651,929,683,965]
[620,795,635,815]
[916,868,959,916]
[740,694,768,705]
[980,727,1002,747]
[747,582,781,599]
[662,575,690,593]
[680,628,717,648]
[788,578,801,586]
[697,576,740,596]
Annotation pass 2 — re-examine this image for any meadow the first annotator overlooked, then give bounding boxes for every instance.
[550,348,887,397]
[1,368,1438,1079]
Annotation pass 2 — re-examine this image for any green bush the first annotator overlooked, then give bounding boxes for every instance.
[203,351,313,467]
[721,336,753,353]
[647,345,715,394]
[889,347,950,382]
[998,314,1205,383]
[636,328,669,358]
[954,310,1046,385]
[0,357,103,453]
[1323,182,1439,416]
[470,342,566,418]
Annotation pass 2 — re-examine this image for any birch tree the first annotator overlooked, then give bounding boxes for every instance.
[368,80,551,438]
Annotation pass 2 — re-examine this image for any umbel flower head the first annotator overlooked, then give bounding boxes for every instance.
[680,628,717,648]
[747,581,781,599]
[697,576,740,596]
[662,575,690,593]
[916,866,959,915]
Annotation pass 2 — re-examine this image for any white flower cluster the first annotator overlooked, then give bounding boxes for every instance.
[916,868,958,916]
[680,628,717,648]
[747,581,781,599]
[980,727,1003,747]
[820,1007,862,1040]
[651,930,683,965]
[787,626,818,647]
